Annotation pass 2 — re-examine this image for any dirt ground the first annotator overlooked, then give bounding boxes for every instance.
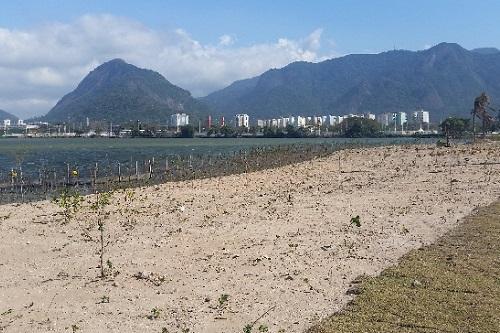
[1,143,499,333]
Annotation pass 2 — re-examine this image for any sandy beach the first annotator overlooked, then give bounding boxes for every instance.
[1,142,499,333]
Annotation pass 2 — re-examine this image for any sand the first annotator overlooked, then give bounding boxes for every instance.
[1,143,499,333]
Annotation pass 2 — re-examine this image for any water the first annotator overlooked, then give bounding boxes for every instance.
[0,136,437,203]
[0,137,433,176]
[0,137,435,175]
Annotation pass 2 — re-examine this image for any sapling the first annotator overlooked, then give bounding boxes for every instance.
[91,191,113,278]
[52,188,83,223]
[123,189,136,228]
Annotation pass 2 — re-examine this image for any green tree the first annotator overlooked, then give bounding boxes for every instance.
[285,124,308,138]
[344,118,381,138]
[220,125,236,137]
[207,126,220,136]
[440,117,470,138]
[179,125,195,138]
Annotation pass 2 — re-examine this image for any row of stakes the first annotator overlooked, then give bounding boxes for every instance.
[0,142,355,203]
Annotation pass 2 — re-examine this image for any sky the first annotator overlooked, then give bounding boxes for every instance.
[1,0,500,118]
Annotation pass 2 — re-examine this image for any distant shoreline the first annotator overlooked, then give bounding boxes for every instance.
[0,133,444,139]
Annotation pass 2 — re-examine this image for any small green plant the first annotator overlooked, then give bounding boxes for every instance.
[218,293,229,307]
[98,295,110,304]
[53,188,83,223]
[350,215,361,227]
[148,307,161,320]
[243,323,269,333]
[71,324,80,332]
[258,324,269,332]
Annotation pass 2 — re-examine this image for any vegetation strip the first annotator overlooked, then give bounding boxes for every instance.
[307,200,500,333]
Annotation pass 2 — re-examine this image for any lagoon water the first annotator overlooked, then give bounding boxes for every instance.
[0,137,433,177]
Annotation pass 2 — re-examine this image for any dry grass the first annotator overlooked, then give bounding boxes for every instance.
[307,200,500,333]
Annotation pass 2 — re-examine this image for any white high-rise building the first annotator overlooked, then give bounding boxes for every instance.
[377,113,392,126]
[297,116,306,127]
[394,112,407,126]
[321,116,328,125]
[3,119,11,127]
[327,115,336,126]
[328,115,342,126]
[277,118,284,128]
[386,112,408,131]
[412,109,430,124]
[235,114,249,128]
[364,113,376,120]
[170,113,189,127]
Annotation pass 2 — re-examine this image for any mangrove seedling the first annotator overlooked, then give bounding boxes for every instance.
[91,191,113,278]
[148,307,161,320]
[350,215,361,227]
[218,294,229,308]
[53,188,83,223]
[97,295,110,304]
[258,324,269,332]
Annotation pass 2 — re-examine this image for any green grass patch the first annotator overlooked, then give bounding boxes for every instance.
[308,201,500,333]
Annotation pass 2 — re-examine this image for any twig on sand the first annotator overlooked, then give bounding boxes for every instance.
[250,305,277,328]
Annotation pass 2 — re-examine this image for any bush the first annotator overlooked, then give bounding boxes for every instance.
[179,125,195,138]
[439,117,470,138]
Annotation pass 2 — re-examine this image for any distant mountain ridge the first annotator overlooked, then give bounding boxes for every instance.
[43,59,209,124]
[0,109,18,122]
[471,47,500,55]
[201,43,500,121]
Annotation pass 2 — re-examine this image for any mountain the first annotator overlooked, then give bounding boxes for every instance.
[471,47,500,55]
[202,43,500,122]
[44,59,209,124]
[0,109,18,122]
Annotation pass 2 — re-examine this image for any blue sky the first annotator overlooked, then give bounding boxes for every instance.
[1,0,500,117]
[2,0,500,53]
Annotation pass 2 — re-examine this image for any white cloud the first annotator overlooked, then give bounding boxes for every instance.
[0,15,336,118]
[218,34,235,46]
